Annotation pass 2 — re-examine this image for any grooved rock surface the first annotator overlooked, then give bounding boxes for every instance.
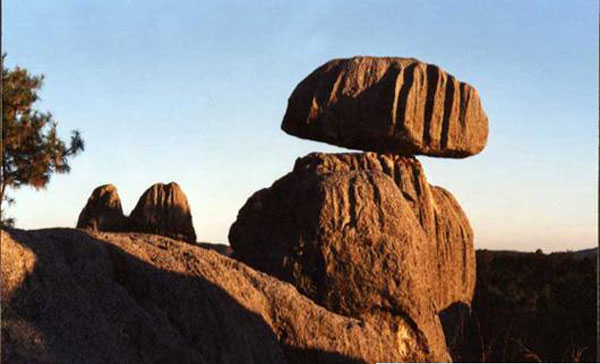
[1,228,431,364]
[76,184,126,232]
[293,153,475,310]
[281,57,488,157]
[129,182,196,243]
[429,185,476,309]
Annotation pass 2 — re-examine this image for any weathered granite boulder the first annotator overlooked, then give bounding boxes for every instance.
[76,184,126,231]
[231,153,475,313]
[297,153,476,310]
[282,57,488,157]
[129,182,197,243]
[1,228,439,363]
[229,152,481,361]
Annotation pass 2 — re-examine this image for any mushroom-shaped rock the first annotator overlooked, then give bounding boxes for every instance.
[282,57,488,157]
[130,182,196,243]
[76,184,126,231]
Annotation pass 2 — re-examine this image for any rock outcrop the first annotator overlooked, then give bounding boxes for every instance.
[281,56,488,157]
[230,153,479,361]
[66,55,486,363]
[76,184,126,231]
[1,228,438,363]
[77,182,198,244]
[230,153,475,313]
[129,182,197,243]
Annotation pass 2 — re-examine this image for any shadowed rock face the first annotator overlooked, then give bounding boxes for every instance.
[281,57,488,157]
[1,228,438,363]
[129,182,196,243]
[76,184,126,231]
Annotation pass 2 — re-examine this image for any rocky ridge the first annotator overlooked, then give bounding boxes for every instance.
[1,228,431,363]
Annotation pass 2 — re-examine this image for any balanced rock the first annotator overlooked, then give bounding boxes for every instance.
[130,182,196,243]
[282,56,488,157]
[76,184,126,231]
[231,153,475,313]
[1,228,436,363]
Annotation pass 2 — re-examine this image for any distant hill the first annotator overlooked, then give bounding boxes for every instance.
[476,247,598,259]
[570,247,598,260]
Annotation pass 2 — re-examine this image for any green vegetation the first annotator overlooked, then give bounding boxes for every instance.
[1,55,84,226]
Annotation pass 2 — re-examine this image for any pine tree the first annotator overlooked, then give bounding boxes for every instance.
[1,55,84,226]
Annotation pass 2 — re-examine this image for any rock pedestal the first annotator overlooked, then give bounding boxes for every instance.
[230,153,476,360]
[230,153,476,311]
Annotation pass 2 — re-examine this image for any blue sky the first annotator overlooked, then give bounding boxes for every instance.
[4,0,598,251]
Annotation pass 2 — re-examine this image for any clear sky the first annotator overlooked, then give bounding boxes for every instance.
[3,0,598,252]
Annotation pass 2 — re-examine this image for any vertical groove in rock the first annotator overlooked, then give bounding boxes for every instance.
[459,82,469,130]
[440,76,456,150]
[395,63,417,141]
[423,65,440,147]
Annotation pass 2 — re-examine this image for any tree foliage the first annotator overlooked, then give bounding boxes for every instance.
[1,55,84,226]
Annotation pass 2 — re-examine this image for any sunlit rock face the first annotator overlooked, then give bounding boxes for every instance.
[1,228,436,363]
[230,152,477,362]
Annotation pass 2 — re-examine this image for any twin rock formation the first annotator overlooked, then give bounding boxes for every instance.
[229,56,488,361]
[77,182,196,243]
[69,56,487,362]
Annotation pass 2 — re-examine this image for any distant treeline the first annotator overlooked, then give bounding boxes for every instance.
[461,249,598,362]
